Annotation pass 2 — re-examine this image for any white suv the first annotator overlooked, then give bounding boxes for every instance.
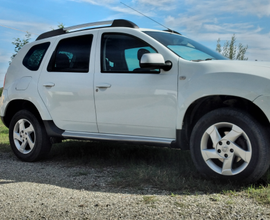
[1,19,270,183]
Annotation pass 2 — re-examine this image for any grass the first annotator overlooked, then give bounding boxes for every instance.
[142,195,157,205]
[247,184,270,205]
[1,119,270,205]
[0,119,10,152]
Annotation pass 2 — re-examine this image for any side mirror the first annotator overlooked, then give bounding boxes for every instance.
[140,53,172,71]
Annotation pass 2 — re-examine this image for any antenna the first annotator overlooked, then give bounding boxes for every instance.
[120,2,173,32]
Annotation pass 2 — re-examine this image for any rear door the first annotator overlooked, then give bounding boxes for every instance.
[38,32,98,132]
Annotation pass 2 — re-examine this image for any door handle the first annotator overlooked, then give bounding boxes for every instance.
[96,83,111,89]
[43,83,55,88]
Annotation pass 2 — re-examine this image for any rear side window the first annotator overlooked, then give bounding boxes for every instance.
[23,42,50,71]
[47,35,93,73]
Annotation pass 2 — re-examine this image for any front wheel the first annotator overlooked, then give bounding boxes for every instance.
[190,108,270,183]
[9,110,52,162]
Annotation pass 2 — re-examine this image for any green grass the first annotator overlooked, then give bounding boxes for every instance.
[0,119,10,152]
[1,119,270,205]
[142,195,157,204]
[249,186,270,205]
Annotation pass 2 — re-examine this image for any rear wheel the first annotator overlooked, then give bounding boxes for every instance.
[190,108,270,183]
[9,110,52,162]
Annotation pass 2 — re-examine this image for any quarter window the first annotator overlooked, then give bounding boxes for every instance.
[47,35,93,72]
[23,42,50,71]
[101,33,158,73]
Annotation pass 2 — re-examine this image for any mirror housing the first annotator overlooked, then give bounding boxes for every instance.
[140,53,172,71]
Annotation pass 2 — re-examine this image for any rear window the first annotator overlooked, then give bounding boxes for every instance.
[23,42,50,71]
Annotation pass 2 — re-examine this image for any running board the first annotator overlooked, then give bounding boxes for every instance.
[62,131,174,145]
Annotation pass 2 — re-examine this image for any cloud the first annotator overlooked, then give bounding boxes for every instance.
[133,0,177,11]
[203,23,256,34]
[165,15,212,33]
[70,0,176,17]
[183,0,270,17]
[0,50,11,64]
[0,19,56,36]
[0,49,12,83]
[70,0,118,6]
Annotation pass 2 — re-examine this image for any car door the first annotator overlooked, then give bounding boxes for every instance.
[94,30,178,138]
[38,33,98,132]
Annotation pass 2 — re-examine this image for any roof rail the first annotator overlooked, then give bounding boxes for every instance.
[36,19,138,41]
[63,20,113,31]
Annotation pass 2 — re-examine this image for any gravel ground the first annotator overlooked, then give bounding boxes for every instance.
[0,152,270,220]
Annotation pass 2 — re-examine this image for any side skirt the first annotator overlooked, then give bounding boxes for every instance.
[63,130,174,145]
[44,120,174,147]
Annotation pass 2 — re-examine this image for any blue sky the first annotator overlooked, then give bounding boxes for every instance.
[1,0,270,87]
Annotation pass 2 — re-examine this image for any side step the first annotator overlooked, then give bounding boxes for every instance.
[44,120,174,146]
[63,131,174,145]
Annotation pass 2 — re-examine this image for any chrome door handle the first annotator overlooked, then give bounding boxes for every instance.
[96,84,111,89]
[43,83,55,88]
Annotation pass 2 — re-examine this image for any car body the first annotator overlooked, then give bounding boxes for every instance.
[1,19,270,182]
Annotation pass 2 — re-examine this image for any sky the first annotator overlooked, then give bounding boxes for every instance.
[0,0,270,87]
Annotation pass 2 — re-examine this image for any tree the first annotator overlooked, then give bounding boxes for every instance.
[10,24,65,64]
[57,23,65,29]
[10,32,31,62]
[216,34,248,60]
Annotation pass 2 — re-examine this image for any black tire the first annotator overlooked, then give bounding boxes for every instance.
[9,110,52,162]
[190,108,270,183]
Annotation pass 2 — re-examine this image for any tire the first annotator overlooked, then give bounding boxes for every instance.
[9,110,52,162]
[190,108,270,183]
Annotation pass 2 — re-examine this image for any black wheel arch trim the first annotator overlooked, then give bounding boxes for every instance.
[174,129,189,150]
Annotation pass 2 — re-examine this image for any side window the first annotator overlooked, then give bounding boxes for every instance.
[47,35,93,72]
[101,33,158,73]
[23,42,50,71]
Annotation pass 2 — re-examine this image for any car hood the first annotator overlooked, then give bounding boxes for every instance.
[179,59,270,102]
[200,60,270,78]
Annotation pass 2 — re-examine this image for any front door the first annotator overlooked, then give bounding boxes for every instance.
[94,32,178,138]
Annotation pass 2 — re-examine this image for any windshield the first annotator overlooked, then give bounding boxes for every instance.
[144,31,227,61]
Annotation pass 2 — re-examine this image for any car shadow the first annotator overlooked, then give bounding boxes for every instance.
[0,140,268,196]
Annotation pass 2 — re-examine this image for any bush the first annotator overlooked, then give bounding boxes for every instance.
[0,87,3,97]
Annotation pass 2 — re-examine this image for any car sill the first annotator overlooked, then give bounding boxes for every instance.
[62,131,174,145]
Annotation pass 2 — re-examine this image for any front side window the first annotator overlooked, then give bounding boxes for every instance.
[101,33,158,73]
[47,35,93,72]
[144,31,227,61]
[23,42,50,71]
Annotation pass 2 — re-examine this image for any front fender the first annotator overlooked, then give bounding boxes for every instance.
[176,69,270,129]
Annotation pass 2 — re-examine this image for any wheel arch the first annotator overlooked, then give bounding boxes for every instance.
[178,95,269,150]
[2,100,44,128]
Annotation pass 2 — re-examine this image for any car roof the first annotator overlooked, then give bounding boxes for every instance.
[36,19,138,41]
[36,19,181,41]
